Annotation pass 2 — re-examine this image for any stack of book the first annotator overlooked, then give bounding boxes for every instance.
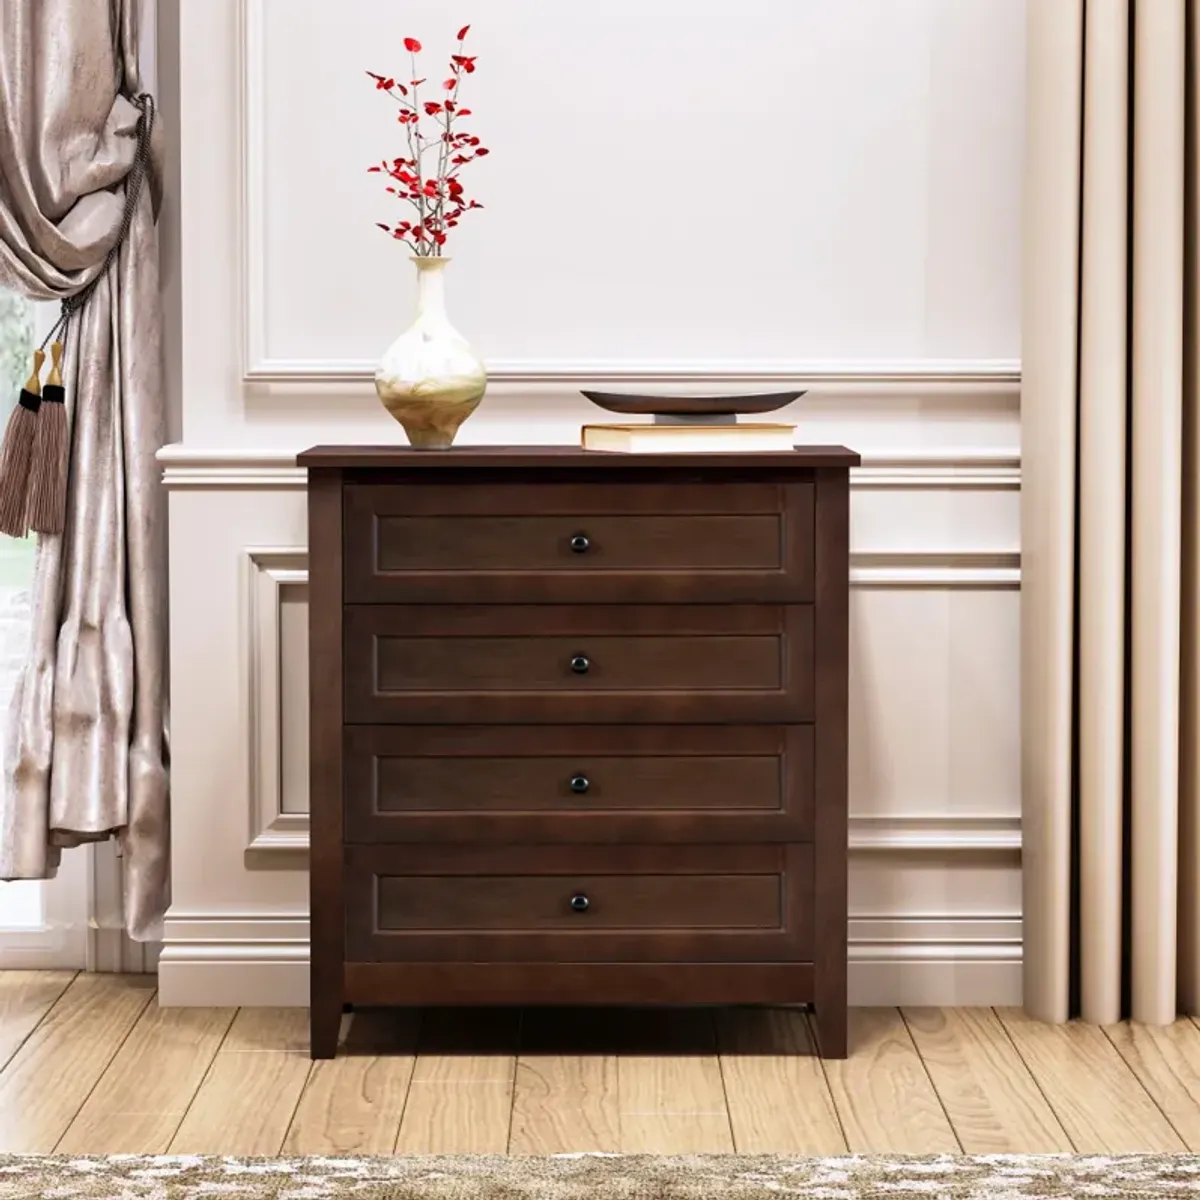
[581,422,796,454]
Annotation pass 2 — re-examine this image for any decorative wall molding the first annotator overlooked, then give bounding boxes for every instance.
[157,909,1022,1007]
[244,548,310,852]
[850,914,1022,1005]
[848,815,1020,853]
[161,911,1021,954]
[158,912,309,1007]
[243,358,1025,388]
[849,913,1021,953]
[158,445,1021,491]
[235,0,1023,388]
[850,551,1020,589]
[161,465,308,490]
[244,547,1017,593]
[851,453,1019,490]
[243,805,1020,858]
[238,0,267,388]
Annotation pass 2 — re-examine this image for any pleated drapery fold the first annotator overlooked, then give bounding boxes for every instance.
[0,0,169,941]
[1022,0,1200,1024]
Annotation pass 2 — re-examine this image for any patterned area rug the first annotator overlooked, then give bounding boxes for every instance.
[1,1154,1199,1198]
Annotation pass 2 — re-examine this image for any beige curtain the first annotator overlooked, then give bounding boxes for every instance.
[0,1,168,940]
[1022,0,1200,1022]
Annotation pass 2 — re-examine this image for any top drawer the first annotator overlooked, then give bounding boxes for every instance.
[344,482,814,604]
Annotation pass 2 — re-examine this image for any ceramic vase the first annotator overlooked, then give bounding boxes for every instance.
[374,256,487,448]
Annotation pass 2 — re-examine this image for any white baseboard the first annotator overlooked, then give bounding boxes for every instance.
[849,959,1020,1006]
[848,915,1021,1005]
[157,913,308,1006]
[156,912,1021,1008]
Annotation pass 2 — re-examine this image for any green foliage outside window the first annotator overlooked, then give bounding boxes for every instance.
[0,289,33,407]
[0,292,37,928]
[0,291,37,572]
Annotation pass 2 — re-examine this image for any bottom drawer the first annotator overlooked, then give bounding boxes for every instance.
[345,843,813,963]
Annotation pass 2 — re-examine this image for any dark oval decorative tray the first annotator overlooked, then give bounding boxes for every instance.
[581,390,806,416]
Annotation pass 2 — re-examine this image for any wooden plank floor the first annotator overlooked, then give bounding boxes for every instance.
[5,973,1200,1155]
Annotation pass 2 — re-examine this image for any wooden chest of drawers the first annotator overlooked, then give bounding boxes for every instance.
[299,445,858,1060]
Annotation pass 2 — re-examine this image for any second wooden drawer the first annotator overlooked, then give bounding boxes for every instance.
[344,604,814,724]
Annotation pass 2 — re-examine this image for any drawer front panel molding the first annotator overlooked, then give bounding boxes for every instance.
[344,481,814,604]
[343,604,815,724]
[344,843,813,964]
[342,724,815,844]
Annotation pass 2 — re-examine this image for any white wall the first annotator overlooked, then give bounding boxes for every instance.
[159,0,1025,1006]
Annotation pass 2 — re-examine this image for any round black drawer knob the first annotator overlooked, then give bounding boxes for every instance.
[570,655,590,675]
[569,533,591,554]
[570,894,590,913]
[569,774,590,794]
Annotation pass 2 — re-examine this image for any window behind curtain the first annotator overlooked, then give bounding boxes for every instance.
[0,290,39,928]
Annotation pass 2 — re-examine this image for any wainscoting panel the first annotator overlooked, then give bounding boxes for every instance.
[232,547,1021,842]
[244,549,309,851]
[159,440,1023,1007]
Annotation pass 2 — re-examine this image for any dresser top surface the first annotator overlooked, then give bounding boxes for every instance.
[297,444,860,470]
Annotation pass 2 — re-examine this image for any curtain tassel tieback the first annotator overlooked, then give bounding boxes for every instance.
[0,349,45,538]
[0,91,155,541]
[27,340,67,536]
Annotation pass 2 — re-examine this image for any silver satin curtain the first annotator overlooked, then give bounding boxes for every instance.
[1022,0,1200,1023]
[0,1,168,940]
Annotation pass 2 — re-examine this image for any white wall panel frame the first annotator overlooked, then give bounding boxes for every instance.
[245,549,309,852]
[235,0,1024,386]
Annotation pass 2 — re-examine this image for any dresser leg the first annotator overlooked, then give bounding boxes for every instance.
[310,991,342,1059]
[812,1000,848,1059]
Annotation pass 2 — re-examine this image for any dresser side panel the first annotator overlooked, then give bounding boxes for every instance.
[307,467,345,1057]
[811,466,851,1057]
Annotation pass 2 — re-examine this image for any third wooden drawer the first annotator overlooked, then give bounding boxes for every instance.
[343,724,815,843]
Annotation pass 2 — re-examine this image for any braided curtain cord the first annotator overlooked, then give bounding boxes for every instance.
[40,92,156,352]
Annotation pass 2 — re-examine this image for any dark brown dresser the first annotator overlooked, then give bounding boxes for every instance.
[299,445,858,1060]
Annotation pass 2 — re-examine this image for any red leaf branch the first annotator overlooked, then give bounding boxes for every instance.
[366,23,488,255]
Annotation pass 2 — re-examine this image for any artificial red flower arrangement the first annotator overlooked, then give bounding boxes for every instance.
[367,25,488,255]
